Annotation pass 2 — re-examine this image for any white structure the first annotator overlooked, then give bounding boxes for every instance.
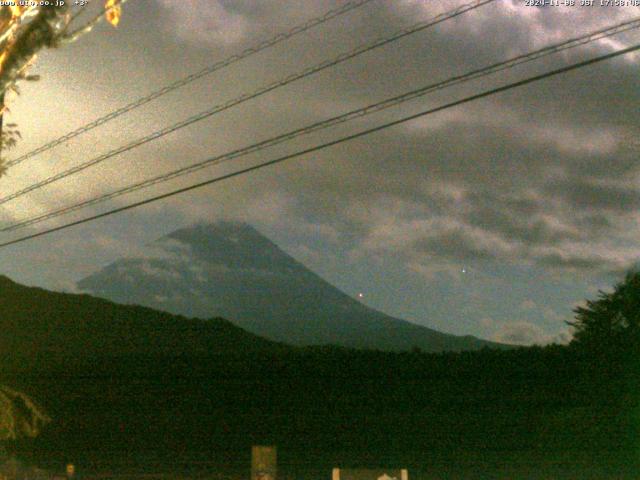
[332,468,408,480]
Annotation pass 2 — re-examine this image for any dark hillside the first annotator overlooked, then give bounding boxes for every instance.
[4,346,637,479]
[0,275,281,370]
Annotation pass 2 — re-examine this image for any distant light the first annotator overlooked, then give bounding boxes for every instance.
[358,293,364,298]
[461,268,466,274]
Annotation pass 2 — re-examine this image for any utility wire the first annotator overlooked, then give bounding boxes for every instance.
[0,41,638,249]
[3,16,639,233]
[4,0,376,168]
[0,0,495,205]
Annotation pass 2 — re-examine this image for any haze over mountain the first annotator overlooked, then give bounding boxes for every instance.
[78,222,504,352]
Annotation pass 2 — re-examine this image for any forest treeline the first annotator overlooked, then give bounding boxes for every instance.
[1,342,636,478]
[1,272,639,478]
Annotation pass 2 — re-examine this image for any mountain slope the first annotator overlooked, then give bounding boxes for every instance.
[0,275,279,369]
[78,222,504,352]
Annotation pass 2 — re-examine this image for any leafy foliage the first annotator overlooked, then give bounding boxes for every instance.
[0,0,125,167]
[569,270,640,354]
[0,386,49,441]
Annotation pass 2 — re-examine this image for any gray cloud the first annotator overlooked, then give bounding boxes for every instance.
[155,0,251,46]
[544,177,640,212]
[2,0,640,343]
[492,320,572,346]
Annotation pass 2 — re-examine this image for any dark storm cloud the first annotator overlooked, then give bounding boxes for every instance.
[2,0,637,344]
[7,0,640,283]
[536,252,605,271]
[228,104,639,273]
[544,177,640,212]
[413,229,503,261]
[575,212,613,233]
[464,192,581,246]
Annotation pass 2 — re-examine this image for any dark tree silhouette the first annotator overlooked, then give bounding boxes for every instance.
[569,270,640,355]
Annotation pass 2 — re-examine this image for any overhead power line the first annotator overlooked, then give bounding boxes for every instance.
[4,0,377,168]
[0,0,495,206]
[1,41,638,249]
[3,16,640,234]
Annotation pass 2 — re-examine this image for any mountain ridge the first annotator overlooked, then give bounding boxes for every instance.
[0,274,282,370]
[77,221,506,352]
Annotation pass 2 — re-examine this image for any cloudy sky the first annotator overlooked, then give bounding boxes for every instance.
[0,0,639,345]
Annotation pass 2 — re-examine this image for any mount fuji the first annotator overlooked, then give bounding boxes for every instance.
[77,222,505,352]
